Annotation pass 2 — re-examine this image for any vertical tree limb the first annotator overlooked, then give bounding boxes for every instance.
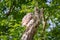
[40,8,46,40]
[21,7,44,40]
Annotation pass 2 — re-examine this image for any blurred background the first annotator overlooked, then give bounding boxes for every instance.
[0,0,60,40]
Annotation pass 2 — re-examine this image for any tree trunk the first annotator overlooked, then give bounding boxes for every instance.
[21,8,43,40]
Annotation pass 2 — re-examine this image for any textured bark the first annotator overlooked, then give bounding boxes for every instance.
[21,7,43,40]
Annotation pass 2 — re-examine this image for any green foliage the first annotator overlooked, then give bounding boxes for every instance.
[0,0,60,40]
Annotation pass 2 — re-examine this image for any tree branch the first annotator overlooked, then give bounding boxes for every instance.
[21,7,43,40]
[6,1,15,16]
